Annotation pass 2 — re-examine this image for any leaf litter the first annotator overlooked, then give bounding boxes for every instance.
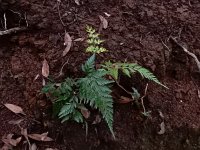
[4,103,26,115]
[99,15,108,29]
[28,132,53,142]
[42,59,50,78]
[63,32,72,56]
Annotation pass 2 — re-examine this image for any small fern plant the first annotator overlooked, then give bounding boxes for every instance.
[42,26,167,139]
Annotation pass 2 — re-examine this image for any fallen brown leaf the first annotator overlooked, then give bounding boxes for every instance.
[2,134,22,147]
[92,115,101,125]
[99,15,108,29]
[4,103,25,115]
[34,74,40,81]
[28,132,53,142]
[8,119,24,125]
[30,143,37,150]
[79,106,90,119]
[42,59,49,78]
[74,37,84,42]
[74,0,80,5]
[42,78,46,86]
[21,128,28,137]
[63,32,72,56]
[104,12,111,17]
[118,96,133,104]
[1,144,11,150]
[158,110,164,119]
[157,122,165,135]
[20,128,31,148]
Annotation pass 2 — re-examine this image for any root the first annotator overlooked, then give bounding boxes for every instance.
[170,37,200,72]
[0,27,27,36]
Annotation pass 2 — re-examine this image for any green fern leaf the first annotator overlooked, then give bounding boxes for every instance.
[78,69,114,137]
[102,62,167,88]
[73,110,84,123]
[131,64,168,88]
[82,54,95,73]
[58,102,76,118]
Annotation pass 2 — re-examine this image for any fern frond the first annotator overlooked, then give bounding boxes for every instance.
[102,62,167,88]
[78,69,114,137]
[82,54,95,74]
[102,61,119,80]
[85,26,107,54]
[128,64,168,88]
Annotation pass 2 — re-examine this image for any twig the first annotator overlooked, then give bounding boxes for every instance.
[170,37,200,72]
[0,27,27,36]
[56,0,66,27]
[140,83,148,114]
[3,13,7,30]
[55,57,70,78]
[114,79,135,100]
[160,39,171,51]
[24,12,29,27]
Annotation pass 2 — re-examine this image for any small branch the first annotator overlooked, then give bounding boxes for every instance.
[56,0,66,27]
[55,57,70,78]
[160,38,171,51]
[114,79,134,100]
[3,13,7,30]
[140,83,148,114]
[170,37,200,72]
[0,27,27,36]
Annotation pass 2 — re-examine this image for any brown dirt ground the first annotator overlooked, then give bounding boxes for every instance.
[0,0,200,149]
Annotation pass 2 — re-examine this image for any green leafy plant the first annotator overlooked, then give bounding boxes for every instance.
[85,26,107,54]
[102,61,168,88]
[42,26,167,138]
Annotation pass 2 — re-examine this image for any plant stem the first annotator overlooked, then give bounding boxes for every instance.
[140,83,148,114]
[114,79,134,100]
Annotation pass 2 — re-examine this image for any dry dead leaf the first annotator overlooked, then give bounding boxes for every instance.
[74,0,80,5]
[4,103,25,115]
[0,144,11,150]
[42,78,46,86]
[30,143,37,150]
[74,38,84,42]
[34,74,40,81]
[92,115,101,125]
[99,15,108,29]
[157,122,165,135]
[20,128,31,149]
[158,110,164,119]
[118,96,133,104]
[2,134,22,147]
[63,32,72,56]
[28,132,53,142]
[21,128,28,137]
[42,59,49,78]
[9,137,22,146]
[80,106,90,119]
[8,119,24,125]
[104,12,111,17]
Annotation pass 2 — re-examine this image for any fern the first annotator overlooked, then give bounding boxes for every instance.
[102,62,168,88]
[82,54,95,74]
[42,25,168,139]
[78,69,114,137]
[42,56,115,137]
[85,26,107,54]
[42,78,83,122]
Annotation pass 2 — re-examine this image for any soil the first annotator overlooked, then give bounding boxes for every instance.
[0,0,200,149]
